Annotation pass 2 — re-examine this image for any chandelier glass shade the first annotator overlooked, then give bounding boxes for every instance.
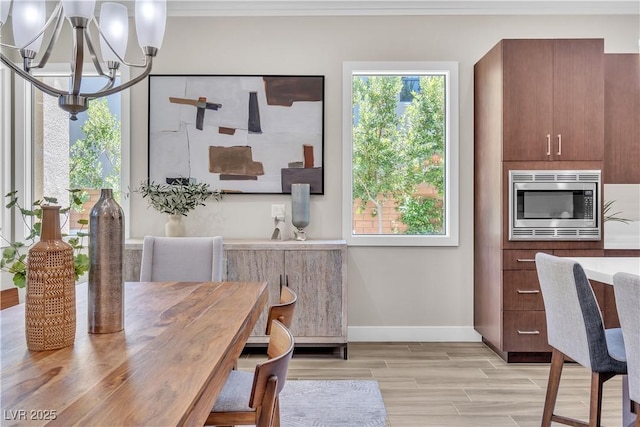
[0,0,166,120]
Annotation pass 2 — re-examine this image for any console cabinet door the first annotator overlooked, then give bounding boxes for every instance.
[284,249,343,337]
[225,249,284,337]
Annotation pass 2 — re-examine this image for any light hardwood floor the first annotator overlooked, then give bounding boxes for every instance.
[239,342,625,427]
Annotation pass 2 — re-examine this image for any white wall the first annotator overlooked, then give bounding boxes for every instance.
[109,14,640,340]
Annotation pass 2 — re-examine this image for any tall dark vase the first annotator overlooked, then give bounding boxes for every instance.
[26,205,76,351]
[88,189,124,334]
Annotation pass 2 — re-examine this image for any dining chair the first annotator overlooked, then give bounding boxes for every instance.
[535,252,627,427]
[139,236,223,282]
[205,319,295,427]
[265,285,297,335]
[613,272,640,427]
[1,288,19,310]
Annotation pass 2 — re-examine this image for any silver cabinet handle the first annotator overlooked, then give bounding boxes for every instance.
[517,330,540,335]
[516,258,535,263]
[517,290,540,294]
[557,134,562,155]
[546,134,551,156]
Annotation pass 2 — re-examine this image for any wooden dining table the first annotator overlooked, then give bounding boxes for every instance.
[0,280,268,426]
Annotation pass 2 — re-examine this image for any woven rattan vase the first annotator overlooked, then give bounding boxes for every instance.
[26,205,76,351]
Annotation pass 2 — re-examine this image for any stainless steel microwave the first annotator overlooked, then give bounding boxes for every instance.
[509,170,601,241]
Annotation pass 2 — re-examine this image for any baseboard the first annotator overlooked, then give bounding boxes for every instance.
[347,326,482,342]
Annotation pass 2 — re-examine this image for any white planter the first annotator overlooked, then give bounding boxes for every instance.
[165,215,185,237]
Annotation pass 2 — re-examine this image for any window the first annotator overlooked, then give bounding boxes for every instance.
[16,66,130,238]
[342,62,459,246]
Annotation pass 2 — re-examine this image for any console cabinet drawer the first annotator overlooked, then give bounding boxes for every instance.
[503,270,544,310]
[503,311,550,352]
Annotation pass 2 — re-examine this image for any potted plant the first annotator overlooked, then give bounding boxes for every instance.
[1,190,90,288]
[134,180,222,236]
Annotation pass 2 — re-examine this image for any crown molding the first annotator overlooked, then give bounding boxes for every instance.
[164,1,640,17]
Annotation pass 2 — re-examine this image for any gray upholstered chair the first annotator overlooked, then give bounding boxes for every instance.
[613,272,640,427]
[139,236,223,282]
[535,252,627,427]
[205,319,294,427]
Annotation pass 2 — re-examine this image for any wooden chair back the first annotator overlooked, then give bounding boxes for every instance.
[1,288,19,310]
[250,320,294,415]
[265,286,297,335]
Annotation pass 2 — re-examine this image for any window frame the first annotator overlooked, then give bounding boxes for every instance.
[342,61,459,246]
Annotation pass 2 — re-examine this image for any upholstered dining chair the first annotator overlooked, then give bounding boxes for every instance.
[613,272,640,427]
[139,236,223,282]
[205,319,295,427]
[265,286,297,335]
[535,252,627,427]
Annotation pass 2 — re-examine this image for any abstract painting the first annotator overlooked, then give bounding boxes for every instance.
[148,75,324,194]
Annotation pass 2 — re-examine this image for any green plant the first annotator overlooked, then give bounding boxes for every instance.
[1,190,90,288]
[69,98,122,200]
[603,200,631,223]
[135,180,221,216]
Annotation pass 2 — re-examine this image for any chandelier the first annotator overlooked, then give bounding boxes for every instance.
[0,0,166,120]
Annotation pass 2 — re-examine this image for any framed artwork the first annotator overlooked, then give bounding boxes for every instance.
[148,75,324,194]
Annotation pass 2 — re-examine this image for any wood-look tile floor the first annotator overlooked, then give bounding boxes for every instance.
[239,342,625,427]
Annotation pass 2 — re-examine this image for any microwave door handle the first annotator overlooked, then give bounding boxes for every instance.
[546,134,551,156]
[557,134,562,156]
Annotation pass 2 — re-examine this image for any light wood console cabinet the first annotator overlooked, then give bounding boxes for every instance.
[124,239,348,357]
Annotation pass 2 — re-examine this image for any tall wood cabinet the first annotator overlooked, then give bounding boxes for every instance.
[474,39,605,362]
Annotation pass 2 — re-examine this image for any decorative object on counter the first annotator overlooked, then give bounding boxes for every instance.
[88,189,124,334]
[25,205,76,351]
[1,190,89,288]
[603,200,631,224]
[291,183,310,241]
[134,180,222,237]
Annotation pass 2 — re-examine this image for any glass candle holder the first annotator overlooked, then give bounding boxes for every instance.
[291,183,310,241]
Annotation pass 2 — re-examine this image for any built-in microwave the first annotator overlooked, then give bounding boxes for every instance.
[509,170,601,241]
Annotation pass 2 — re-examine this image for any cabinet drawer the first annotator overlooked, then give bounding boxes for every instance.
[503,270,544,310]
[503,311,550,352]
[503,250,552,270]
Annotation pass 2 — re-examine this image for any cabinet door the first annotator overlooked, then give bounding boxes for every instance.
[552,39,604,161]
[284,250,343,337]
[604,54,640,183]
[226,250,284,337]
[502,39,554,161]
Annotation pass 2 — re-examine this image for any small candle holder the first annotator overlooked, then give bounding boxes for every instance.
[291,183,310,241]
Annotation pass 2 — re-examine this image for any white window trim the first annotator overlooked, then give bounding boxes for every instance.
[1,65,11,238]
[342,61,459,246]
[13,64,131,239]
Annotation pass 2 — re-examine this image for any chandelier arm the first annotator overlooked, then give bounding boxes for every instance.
[94,69,118,93]
[31,5,66,71]
[0,53,66,97]
[84,55,154,99]
[83,28,109,79]
[70,26,85,96]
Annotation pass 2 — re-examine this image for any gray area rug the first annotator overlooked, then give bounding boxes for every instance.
[278,380,387,427]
